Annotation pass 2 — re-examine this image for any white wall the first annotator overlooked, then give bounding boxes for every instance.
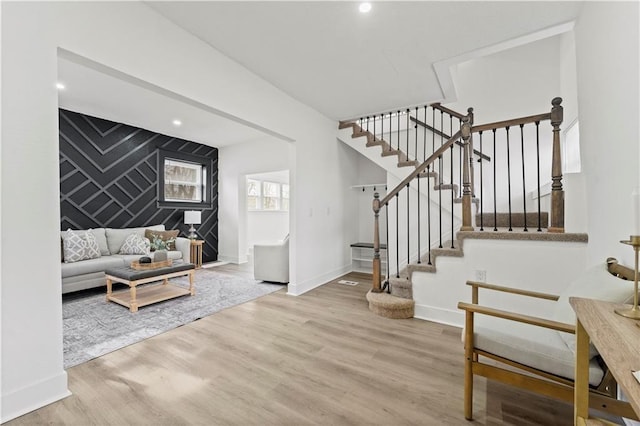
[354,154,387,243]
[247,211,289,248]
[1,2,359,421]
[574,1,640,266]
[449,35,562,124]
[413,238,588,326]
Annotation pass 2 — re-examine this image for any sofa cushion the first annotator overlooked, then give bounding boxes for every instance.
[105,225,164,255]
[61,256,125,278]
[145,229,179,251]
[553,262,634,357]
[474,315,604,386]
[60,228,109,256]
[62,229,101,263]
[119,234,151,255]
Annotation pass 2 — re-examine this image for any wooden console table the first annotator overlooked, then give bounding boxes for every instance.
[571,297,640,425]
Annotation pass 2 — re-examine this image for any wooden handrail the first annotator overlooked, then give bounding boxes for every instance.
[410,116,491,161]
[471,112,551,133]
[339,102,468,129]
[375,129,463,210]
[432,103,466,119]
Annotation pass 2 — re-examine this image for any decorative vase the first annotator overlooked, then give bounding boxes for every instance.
[154,249,168,262]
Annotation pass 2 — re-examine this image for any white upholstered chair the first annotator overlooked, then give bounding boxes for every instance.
[458,258,638,421]
[253,235,289,283]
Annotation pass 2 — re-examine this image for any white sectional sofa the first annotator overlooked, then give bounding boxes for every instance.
[61,224,191,294]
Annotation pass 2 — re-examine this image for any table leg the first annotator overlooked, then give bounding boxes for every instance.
[189,270,195,295]
[106,277,112,302]
[574,318,589,424]
[129,283,138,313]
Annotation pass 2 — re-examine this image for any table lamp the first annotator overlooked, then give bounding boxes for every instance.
[184,210,201,240]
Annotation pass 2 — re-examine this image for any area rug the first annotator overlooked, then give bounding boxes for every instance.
[63,269,284,369]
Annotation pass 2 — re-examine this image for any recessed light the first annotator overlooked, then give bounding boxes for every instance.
[56,82,65,90]
[359,2,372,13]
[172,119,182,127]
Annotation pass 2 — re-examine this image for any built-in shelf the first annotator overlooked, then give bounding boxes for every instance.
[350,242,387,274]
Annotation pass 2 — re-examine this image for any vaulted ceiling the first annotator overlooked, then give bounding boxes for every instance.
[57,1,583,146]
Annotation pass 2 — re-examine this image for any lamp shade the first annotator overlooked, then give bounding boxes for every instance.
[184,210,202,225]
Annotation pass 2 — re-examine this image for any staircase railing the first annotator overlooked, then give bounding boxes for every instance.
[469,97,564,233]
[364,98,565,293]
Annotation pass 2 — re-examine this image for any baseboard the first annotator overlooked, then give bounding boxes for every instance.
[287,263,352,296]
[217,254,248,264]
[414,303,464,329]
[1,371,71,423]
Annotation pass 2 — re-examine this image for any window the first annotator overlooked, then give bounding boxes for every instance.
[263,181,280,210]
[158,149,212,208]
[164,159,204,203]
[247,179,261,210]
[247,178,289,211]
[282,183,290,210]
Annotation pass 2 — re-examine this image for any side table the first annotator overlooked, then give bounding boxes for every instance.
[190,239,204,269]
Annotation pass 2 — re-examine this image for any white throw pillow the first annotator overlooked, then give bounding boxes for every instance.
[119,234,151,255]
[554,262,635,357]
[62,229,102,263]
[84,229,101,259]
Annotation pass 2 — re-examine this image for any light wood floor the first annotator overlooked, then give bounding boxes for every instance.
[9,267,575,425]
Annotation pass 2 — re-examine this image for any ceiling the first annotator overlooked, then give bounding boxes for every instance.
[57,1,583,148]
[57,55,279,148]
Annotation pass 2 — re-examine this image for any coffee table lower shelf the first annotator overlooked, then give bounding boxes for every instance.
[107,284,192,312]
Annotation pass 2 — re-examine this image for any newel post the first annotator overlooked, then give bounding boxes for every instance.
[467,108,476,198]
[372,192,382,293]
[549,97,565,233]
[460,114,474,231]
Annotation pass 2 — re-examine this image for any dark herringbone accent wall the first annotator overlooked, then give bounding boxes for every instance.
[59,109,218,262]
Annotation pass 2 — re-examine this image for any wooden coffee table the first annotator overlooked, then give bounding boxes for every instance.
[105,263,196,312]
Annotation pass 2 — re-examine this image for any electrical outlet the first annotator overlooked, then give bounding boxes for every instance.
[475,270,486,282]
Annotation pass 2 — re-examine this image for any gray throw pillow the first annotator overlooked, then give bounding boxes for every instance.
[119,234,151,255]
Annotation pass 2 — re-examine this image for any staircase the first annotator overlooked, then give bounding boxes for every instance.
[338,98,575,319]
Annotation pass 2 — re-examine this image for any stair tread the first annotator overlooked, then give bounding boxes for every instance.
[366,139,385,147]
[339,121,359,130]
[454,197,480,204]
[458,229,588,243]
[418,171,438,179]
[408,263,436,274]
[366,290,414,319]
[434,183,459,193]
